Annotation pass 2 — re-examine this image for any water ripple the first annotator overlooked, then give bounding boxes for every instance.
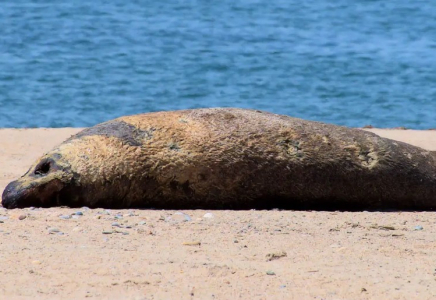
[0,1,435,128]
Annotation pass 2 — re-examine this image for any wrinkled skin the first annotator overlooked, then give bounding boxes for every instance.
[2,108,436,210]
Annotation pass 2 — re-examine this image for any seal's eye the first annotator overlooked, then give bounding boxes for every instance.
[34,160,51,176]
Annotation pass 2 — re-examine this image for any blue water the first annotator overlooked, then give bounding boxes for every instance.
[0,1,435,128]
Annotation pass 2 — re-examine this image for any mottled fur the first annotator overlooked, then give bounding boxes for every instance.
[2,108,436,210]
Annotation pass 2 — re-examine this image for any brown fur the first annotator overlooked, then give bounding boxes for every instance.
[2,108,436,210]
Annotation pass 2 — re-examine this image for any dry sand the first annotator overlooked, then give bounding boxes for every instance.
[0,128,435,300]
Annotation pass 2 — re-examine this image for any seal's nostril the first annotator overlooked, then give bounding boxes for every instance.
[1,180,20,208]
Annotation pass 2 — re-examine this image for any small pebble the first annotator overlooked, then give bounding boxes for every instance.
[203,213,214,219]
[102,230,113,234]
[112,222,122,227]
[115,215,123,219]
[279,285,286,289]
[48,227,60,234]
[266,271,276,276]
[74,211,83,216]
[11,214,26,220]
[182,241,201,246]
[94,215,102,220]
[0,220,3,223]
[32,260,41,265]
[138,221,146,225]
[266,251,287,262]
[59,215,71,220]
[414,225,424,231]
[123,213,134,217]
[171,212,192,222]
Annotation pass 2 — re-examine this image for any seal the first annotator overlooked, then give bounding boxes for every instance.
[2,108,436,210]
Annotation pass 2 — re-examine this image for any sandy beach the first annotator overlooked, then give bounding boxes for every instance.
[0,128,436,300]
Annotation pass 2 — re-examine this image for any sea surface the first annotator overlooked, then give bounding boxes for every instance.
[0,1,435,128]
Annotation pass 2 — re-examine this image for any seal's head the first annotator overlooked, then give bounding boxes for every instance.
[2,153,74,209]
[1,124,156,209]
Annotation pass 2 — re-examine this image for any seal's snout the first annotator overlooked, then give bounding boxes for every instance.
[1,180,24,209]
